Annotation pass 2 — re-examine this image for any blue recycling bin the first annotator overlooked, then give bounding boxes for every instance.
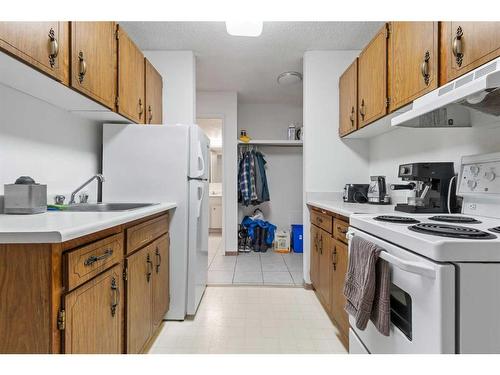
[291,224,303,253]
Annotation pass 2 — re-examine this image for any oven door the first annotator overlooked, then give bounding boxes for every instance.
[347,227,456,354]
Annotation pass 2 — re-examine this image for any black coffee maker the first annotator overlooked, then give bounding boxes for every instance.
[390,162,456,213]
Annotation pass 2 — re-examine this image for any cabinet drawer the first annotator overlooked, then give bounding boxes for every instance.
[310,209,333,234]
[334,219,349,245]
[65,233,123,290]
[126,214,169,255]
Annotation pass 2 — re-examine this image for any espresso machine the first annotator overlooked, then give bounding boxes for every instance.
[390,162,456,213]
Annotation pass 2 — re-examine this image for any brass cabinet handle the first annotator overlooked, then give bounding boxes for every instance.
[48,28,59,68]
[319,236,323,255]
[138,98,144,119]
[359,99,366,119]
[148,105,153,124]
[337,226,348,234]
[349,106,355,126]
[452,26,464,67]
[421,50,431,86]
[317,217,323,224]
[78,51,87,84]
[332,248,337,271]
[146,254,153,282]
[84,249,113,266]
[155,247,162,274]
[110,277,119,317]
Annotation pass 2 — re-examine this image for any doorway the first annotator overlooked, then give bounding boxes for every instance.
[197,118,225,270]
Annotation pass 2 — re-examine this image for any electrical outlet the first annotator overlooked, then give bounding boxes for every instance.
[468,203,477,210]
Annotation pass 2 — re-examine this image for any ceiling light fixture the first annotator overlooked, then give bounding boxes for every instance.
[225,21,263,37]
[277,71,303,85]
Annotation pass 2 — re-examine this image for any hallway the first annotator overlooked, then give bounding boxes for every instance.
[208,233,303,286]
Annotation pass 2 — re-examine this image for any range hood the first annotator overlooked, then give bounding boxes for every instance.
[392,57,500,128]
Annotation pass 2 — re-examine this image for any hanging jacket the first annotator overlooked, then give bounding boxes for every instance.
[254,151,270,203]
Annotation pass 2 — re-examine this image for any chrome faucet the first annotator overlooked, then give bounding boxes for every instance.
[69,174,105,204]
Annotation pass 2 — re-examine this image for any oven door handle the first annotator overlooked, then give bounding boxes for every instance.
[347,231,436,279]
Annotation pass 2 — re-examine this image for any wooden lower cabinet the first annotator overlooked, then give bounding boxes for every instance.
[152,235,170,331]
[310,224,320,289]
[309,207,349,350]
[0,211,170,354]
[63,264,123,354]
[126,244,153,353]
[330,240,349,348]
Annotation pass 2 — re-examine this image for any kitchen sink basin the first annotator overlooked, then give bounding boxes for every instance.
[63,203,158,212]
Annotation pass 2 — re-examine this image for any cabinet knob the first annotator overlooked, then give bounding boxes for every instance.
[452,26,464,67]
[78,51,87,84]
[421,50,431,86]
[349,106,355,126]
[48,28,59,68]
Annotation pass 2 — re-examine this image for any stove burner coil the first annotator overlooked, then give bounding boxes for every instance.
[409,223,496,239]
[489,227,500,234]
[374,215,420,224]
[428,215,481,224]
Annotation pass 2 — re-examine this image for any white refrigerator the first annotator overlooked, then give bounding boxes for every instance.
[102,123,209,320]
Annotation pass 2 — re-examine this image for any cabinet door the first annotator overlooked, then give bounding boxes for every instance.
[0,22,69,83]
[339,59,358,137]
[318,230,332,309]
[330,240,349,345]
[145,58,163,124]
[310,225,320,288]
[152,234,170,331]
[63,264,123,354]
[388,22,438,111]
[71,22,117,109]
[358,24,388,128]
[126,245,153,353]
[118,25,145,124]
[441,22,500,84]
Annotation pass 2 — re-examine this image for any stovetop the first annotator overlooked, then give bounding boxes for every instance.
[350,213,500,262]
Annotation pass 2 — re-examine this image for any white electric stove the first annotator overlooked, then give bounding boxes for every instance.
[348,152,500,354]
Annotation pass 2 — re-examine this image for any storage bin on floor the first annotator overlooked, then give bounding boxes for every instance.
[291,224,303,253]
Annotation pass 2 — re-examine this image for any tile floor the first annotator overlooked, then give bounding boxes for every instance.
[149,286,347,354]
[208,233,303,286]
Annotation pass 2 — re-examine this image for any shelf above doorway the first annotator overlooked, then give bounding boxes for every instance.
[238,140,303,147]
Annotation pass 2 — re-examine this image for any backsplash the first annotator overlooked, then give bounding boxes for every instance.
[0,84,101,210]
[368,125,500,203]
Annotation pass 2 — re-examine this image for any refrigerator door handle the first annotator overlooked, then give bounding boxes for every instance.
[196,141,205,178]
[197,183,205,218]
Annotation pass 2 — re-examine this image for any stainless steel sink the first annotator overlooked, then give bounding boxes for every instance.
[64,203,158,212]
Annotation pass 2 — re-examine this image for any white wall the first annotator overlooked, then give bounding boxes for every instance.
[196,91,238,253]
[303,50,370,284]
[0,84,100,207]
[369,126,500,203]
[238,102,303,230]
[144,51,196,124]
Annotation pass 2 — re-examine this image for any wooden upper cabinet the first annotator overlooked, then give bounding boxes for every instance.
[440,22,500,84]
[339,59,358,137]
[63,264,123,354]
[117,25,145,124]
[145,58,163,125]
[0,22,69,84]
[71,22,117,110]
[358,24,388,128]
[152,234,170,331]
[388,22,438,112]
[126,244,153,354]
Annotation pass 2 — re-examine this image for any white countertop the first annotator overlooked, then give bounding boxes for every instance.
[307,199,396,218]
[0,202,176,244]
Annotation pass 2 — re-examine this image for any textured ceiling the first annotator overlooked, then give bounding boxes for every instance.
[120,22,384,105]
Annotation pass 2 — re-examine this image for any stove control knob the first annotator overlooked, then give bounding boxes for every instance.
[467,179,477,190]
[469,165,480,176]
[485,171,496,182]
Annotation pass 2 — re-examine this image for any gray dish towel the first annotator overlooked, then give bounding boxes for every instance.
[343,235,391,336]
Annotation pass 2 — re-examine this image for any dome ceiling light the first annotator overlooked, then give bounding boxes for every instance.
[225,21,263,37]
[277,71,303,85]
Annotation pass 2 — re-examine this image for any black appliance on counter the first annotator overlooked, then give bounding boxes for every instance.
[343,184,370,203]
[390,162,456,213]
